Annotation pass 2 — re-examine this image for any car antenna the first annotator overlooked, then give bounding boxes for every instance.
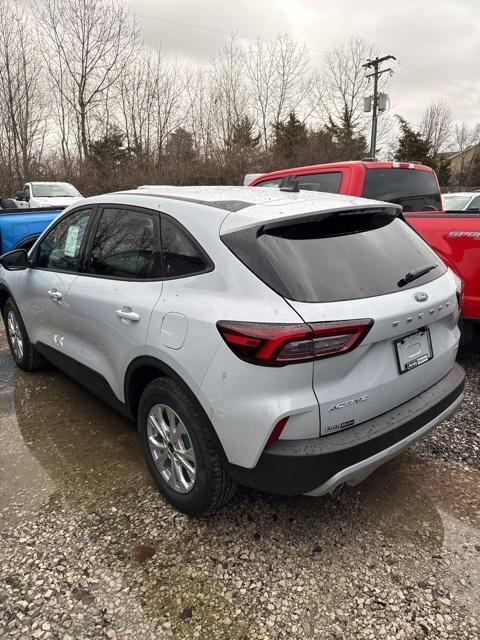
[279,177,300,192]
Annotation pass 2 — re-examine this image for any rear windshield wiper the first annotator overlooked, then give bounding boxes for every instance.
[397,264,437,287]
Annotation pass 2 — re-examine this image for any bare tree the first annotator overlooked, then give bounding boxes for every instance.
[245,34,311,152]
[420,100,452,155]
[313,37,376,137]
[452,121,480,185]
[118,48,190,165]
[211,36,249,147]
[185,69,217,160]
[0,0,48,184]
[33,0,138,160]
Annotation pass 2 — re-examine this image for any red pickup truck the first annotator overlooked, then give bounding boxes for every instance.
[248,161,479,331]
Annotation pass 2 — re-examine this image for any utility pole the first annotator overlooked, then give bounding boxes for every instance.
[363,55,396,157]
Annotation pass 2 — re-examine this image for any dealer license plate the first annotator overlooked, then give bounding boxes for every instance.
[395,329,433,374]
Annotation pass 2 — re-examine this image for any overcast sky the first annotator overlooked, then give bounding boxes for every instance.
[127,0,479,138]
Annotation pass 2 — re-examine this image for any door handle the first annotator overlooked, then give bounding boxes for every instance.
[115,307,141,322]
[47,288,62,301]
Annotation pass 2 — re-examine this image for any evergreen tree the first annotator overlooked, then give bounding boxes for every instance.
[434,157,452,187]
[395,117,432,164]
[165,128,196,165]
[89,126,131,171]
[326,110,368,160]
[272,112,308,163]
[227,116,260,150]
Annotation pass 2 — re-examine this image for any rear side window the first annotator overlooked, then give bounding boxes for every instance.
[296,172,341,193]
[255,172,342,194]
[363,169,441,211]
[222,211,446,303]
[255,178,282,188]
[467,195,480,211]
[89,208,161,279]
[161,217,209,278]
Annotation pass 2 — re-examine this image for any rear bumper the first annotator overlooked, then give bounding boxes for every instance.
[228,363,465,495]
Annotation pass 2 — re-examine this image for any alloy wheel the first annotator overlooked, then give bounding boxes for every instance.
[147,403,197,493]
[7,310,24,361]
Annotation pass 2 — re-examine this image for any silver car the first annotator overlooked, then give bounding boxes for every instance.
[443,192,480,211]
[0,186,465,515]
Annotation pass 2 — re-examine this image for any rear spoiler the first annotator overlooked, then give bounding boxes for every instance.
[260,206,403,233]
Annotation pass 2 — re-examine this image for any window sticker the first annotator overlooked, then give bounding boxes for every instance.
[64,225,80,257]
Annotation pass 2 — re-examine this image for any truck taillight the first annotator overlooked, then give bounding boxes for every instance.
[217,319,373,366]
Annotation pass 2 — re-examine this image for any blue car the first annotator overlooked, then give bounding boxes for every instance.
[0,205,64,254]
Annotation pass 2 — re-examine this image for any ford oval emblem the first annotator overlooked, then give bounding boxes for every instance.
[414,292,428,302]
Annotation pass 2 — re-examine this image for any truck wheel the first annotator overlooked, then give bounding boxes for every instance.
[138,377,236,515]
[2,298,45,371]
[0,198,17,209]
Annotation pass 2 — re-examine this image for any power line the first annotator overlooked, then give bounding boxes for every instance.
[397,61,470,92]
[135,13,475,104]
[393,72,461,100]
[134,13,324,55]
[135,13,471,97]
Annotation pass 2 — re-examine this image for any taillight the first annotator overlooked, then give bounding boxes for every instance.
[217,319,373,366]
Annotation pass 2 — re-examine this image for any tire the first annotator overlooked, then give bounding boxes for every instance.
[0,198,17,209]
[138,377,236,515]
[459,318,473,346]
[2,298,45,371]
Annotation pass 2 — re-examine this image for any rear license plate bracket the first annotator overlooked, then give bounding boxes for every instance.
[395,328,433,374]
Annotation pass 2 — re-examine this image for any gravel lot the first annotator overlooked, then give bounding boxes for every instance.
[0,326,479,639]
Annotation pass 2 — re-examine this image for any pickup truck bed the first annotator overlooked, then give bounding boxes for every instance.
[0,207,63,253]
[405,212,480,321]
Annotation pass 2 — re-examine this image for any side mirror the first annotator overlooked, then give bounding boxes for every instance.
[23,192,30,202]
[0,249,28,270]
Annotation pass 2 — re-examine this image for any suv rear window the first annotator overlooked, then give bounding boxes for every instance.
[222,210,446,303]
[363,168,441,212]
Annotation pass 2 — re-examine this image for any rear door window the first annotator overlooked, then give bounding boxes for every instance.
[363,168,441,211]
[222,210,446,303]
[88,208,161,279]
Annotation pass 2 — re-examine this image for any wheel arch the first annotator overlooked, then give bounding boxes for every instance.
[124,356,227,460]
[0,284,13,317]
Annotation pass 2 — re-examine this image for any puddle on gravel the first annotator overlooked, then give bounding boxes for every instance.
[0,329,479,633]
[0,333,149,526]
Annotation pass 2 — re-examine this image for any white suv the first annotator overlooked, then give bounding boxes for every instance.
[0,186,464,515]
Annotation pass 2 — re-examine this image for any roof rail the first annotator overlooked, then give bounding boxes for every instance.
[361,157,377,162]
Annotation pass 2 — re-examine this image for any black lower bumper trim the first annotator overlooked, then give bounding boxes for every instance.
[228,363,465,495]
